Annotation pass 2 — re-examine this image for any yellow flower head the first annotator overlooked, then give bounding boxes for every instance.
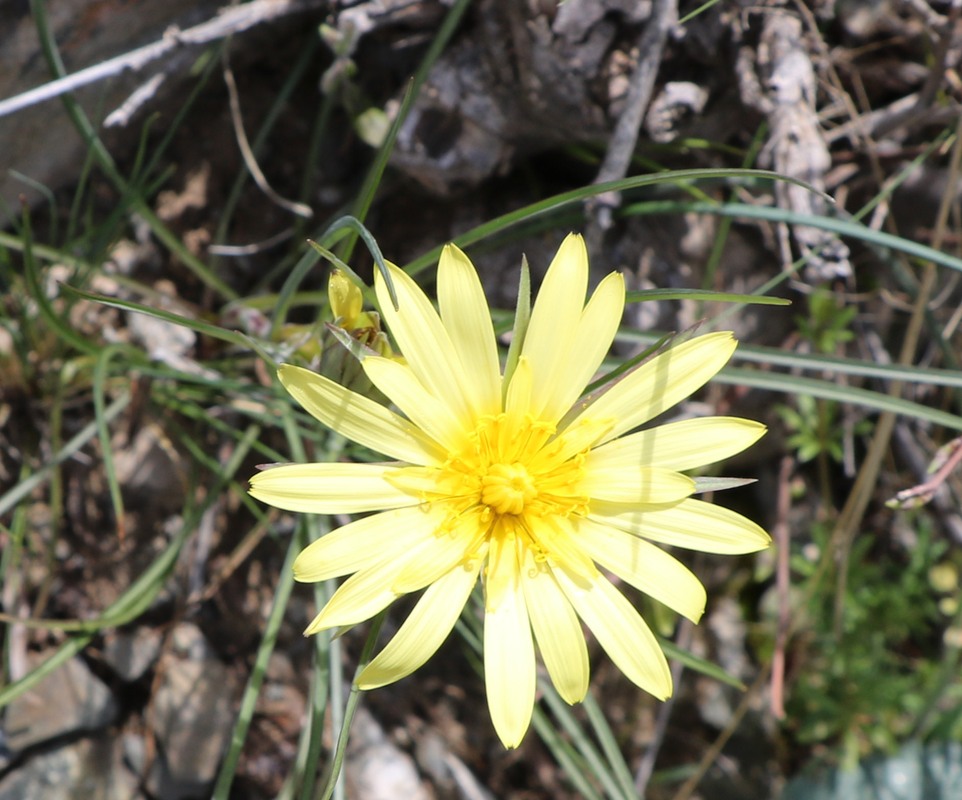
[249,234,770,748]
[326,268,395,359]
[328,269,365,328]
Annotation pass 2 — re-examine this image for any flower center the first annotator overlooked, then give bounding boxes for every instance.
[481,462,538,516]
[384,414,596,541]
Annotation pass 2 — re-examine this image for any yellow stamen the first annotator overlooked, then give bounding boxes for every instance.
[482,463,538,515]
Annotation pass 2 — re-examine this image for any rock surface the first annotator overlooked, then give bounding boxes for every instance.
[2,655,116,754]
[0,738,137,800]
[147,623,238,799]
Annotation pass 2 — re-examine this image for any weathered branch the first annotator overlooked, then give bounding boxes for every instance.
[0,0,326,119]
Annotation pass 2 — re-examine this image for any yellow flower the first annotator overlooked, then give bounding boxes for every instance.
[327,268,394,359]
[328,268,365,327]
[249,234,770,748]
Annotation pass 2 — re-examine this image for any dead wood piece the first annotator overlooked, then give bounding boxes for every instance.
[332,0,448,50]
[0,0,326,226]
[645,80,709,143]
[589,0,677,234]
[751,10,852,283]
[891,423,962,543]
[383,0,646,194]
[0,0,329,119]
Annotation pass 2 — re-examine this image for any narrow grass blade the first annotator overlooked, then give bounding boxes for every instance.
[660,639,746,690]
[622,200,962,276]
[627,288,790,305]
[60,284,254,350]
[0,394,129,518]
[719,366,962,432]
[403,167,828,277]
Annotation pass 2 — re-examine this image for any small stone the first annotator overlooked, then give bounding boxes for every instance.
[0,745,80,800]
[148,623,237,800]
[0,737,138,800]
[102,627,163,682]
[346,707,431,800]
[2,656,117,754]
[112,422,187,516]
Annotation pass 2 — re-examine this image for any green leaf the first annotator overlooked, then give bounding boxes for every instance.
[659,638,746,689]
[627,288,790,305]
[502,253,531,404]
[692,476,758,493]
[59,284,254,350]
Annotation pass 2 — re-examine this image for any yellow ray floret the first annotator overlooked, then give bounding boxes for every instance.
[249,233,770,748]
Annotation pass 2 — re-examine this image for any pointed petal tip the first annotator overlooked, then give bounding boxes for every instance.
[490,706,534,750]
[493,716,530,749]
[696,329,738,355]
[558,685,589,706]
[276,361,309,389]
[735,515,774,552]
[729,527,772,555]
[440,241,469,261]
[291,555,314,583]
[302,605,336,636]
[356,663,403,690]
[754,530,774,550]
[647,668,673,702]
[556,231,588,264]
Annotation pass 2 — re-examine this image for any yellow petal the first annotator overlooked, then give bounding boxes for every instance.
[328,269,362,326]
[589,417,766,472]
[484,537,535,748]
[567,332,737,447]
[437,244,502,417]
[554,567,672,700]
[305,533,449,633]
[293,505,445,582]
[305,556,408,633]
[504,355,533,421]
[249,462,418,515]
[590,497,771,554]
[529,515,598,583]
[577,519,706,622]
[392,509,486,593]
[363,357,467,451]
[278,364,442,465]
[484,520,514,612]
[381,465,456,500]
[522,234,589,420]
[532,416,615,471]
[375,262,474,427]
[358,560,481,689]
[520,550,589,704]
[579,464,695,504]
[540,270,625,425]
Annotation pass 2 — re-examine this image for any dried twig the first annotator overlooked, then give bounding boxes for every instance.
[635,616,693,796]
[671,668,772,800]
[830,111,962,638]
[770,455,794,720]
[875,0,962,139]
[758,8,851,281]
[104,73,168,128]
[887,435,962,510]
[823,0,962,144]
[891,423,962,542]
[0,0,326,119]
[587,0,678,233]
[221,49,313,219]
